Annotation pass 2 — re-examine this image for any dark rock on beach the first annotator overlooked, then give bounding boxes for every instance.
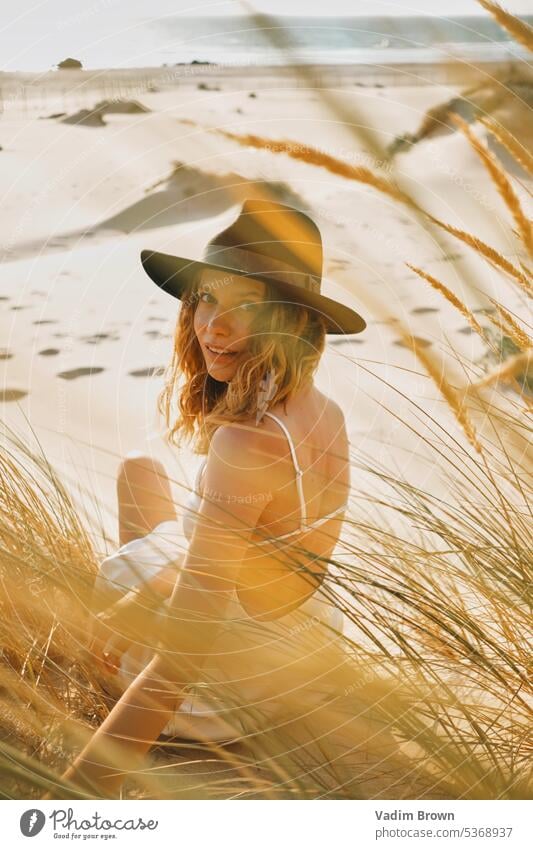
[60,98,150,127]
[57,57,83,70]
[61,109,106,127]
[388,78,533,165]
[93,99,150,114]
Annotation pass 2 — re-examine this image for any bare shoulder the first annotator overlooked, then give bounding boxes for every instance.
[321,394,349,452]
[325,396,348,430]
[209,419,272,470]
[322,396,350,492]
[202,420,275,511]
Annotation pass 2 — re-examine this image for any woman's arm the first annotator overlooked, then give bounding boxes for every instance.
[45,424,269,799]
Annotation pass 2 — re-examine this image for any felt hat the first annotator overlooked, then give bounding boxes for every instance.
[140,198,366,334]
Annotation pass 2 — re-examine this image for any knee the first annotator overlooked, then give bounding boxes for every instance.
[117,453,168,487]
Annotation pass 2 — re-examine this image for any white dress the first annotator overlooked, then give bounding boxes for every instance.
[94,415,347,742]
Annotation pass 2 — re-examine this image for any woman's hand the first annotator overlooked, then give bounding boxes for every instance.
[87,566,180,674]
[100,632,134,676]
[87,610,137,676]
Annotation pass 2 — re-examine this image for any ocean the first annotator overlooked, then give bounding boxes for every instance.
[2,14,531,72]
[150,15,532,67]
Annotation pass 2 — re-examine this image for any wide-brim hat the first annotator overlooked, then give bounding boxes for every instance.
[140,198,366,335]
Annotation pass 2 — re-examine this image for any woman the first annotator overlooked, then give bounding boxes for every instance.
[48,198,366,799]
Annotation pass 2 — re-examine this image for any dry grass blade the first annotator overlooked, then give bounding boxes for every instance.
[396,330,482,453]
[465,349,533,392]
[406,263,488,341]
[485,298,533,351]
[476,0,533,52]
[182,120,411,207]
[480,312,533,406]
[406,265,532,404]
[180,119,532,297]
[479,116,533,178]
[452,115,533,258]
[178,120,531,306]
[238,1,388,163]
[425,214,533,296]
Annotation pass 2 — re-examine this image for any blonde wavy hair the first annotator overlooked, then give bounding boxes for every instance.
[157,278,328,454]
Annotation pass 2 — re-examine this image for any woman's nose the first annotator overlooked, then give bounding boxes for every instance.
[206,305,232,334]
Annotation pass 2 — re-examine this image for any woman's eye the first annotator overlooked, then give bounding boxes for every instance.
[197,291,260,312]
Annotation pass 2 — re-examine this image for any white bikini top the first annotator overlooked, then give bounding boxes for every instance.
[182,411,348,545]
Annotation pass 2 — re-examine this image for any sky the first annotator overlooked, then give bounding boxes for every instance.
[1,0,531,72]
[4,0,533,20]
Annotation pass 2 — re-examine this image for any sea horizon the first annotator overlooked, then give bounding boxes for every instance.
[1,13,531,73]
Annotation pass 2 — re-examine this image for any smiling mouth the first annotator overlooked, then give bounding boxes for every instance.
[205,344,240,359]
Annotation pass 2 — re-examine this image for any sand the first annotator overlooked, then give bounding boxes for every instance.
[0,62,529,559]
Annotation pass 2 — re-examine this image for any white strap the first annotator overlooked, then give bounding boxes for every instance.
[262,412,308,530]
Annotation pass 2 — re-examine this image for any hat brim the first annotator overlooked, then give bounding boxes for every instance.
[140,249,366,335]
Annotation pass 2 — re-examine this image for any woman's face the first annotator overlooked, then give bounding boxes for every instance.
[193,268,267,382]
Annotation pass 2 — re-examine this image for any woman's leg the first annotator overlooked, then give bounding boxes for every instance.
[45,653,184,799]
[117,452,177,546]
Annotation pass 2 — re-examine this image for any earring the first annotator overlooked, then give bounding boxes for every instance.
[256,369,278,425]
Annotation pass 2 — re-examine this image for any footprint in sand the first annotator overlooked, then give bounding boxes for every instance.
[0,349,13,359]
[144,330,167,339]
[410,307,440,315]
[57,367,105,380]
[393,337,432,349]
[437,253,462,263]
[81,332,120,345]
[38,348,61,356]
[128,366,165,377]
[0,389,27,402]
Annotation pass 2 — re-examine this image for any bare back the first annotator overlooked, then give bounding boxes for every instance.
[200,386,350,620]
